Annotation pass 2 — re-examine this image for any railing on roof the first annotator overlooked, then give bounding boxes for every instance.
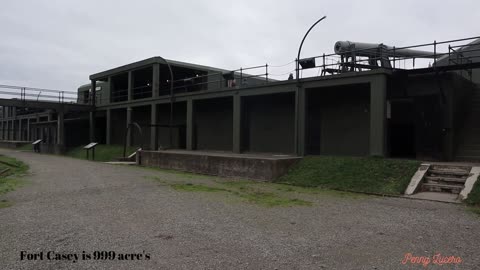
[298,36,480,78]
[99,63,280,104]
[0,84,78,104]
[98,37,480,105]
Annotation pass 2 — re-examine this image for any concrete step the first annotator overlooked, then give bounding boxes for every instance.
[425,176,467,184]
[421,183,463,194]
[456,150,480,157]
[457,145,480,151]
[454,156,480,162]
[428,169,470,176]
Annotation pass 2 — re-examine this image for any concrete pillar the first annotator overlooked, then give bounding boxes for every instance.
[18,119,22,141]
[186,99,194,150]
[106,109,111,145]
[57,112,64,145]
[128,71,133,101]
[152,63,160,98]
[89,79,97,142]
[91,80,97,106]
[150,104,157,150]
[11,120,15,141]
[126,107,132,147]
[105,77,112,104]
[89,112,95,142]
[233,95,242,153]
[369,75,387,157]
[27,118,30,141]
[295,87,307,156]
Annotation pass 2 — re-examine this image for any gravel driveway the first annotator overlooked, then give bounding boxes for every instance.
[0,149,479,270]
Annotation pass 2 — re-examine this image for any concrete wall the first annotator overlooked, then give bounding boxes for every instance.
[243,93,295,154]
[65,120,90,147]
[138,150,301,181]
[156,102,186,149]
[307,84,370,156]
[131,106,151,148]
[111,108,127,145]
[194,97,233,151]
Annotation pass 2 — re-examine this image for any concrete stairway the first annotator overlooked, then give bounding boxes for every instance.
[456,86,480,161]
[420,165,469,194]
[405,164,479,203]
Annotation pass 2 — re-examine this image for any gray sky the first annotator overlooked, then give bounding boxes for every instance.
[0,0,478,92]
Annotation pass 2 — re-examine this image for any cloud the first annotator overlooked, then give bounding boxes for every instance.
[0,0,478,91]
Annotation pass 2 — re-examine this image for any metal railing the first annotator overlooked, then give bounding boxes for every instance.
[0,84,78,103]
[98,63,273,104]
[298,36,480,78]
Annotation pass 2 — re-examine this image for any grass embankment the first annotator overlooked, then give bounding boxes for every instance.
[17,143,34,151]
[65,144,138,162]
[279,156,420,195]
[148,174,313,207]
[465,180,480,215]
[0,155,29,208]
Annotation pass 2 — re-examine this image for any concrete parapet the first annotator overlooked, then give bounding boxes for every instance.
[138,150,301,181]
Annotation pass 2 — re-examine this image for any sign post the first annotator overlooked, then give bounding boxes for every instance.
[32,139,42,153]
[84,142,99,160]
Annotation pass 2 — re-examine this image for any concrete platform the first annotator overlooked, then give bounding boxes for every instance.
[404,192,460,203]
[137,150,302,181]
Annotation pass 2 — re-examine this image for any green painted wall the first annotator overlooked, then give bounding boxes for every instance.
[243,93,295,154]
[307,84,370,156]
[194,97,233,151]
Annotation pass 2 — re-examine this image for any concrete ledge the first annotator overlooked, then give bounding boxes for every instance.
[138,150,302,181]
[459,166,480,200]
[404,163,430,195]
[0,140,31,149]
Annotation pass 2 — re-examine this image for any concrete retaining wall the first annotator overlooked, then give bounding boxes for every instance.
[0,140,30,149]
[138,150,301,181]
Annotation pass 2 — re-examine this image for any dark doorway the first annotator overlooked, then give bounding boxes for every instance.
[388,100,416,157]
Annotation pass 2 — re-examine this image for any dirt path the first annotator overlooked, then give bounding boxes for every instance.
[0,149,479,269]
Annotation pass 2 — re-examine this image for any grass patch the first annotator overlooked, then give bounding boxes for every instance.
[236,190,312,207]
[0,199,12,208]
[171,183,226,192]
[464,175,480,215]
[142,166,216,180]
[65,144,138,162]
[0,155,29,207]
[464,176,480,205]
[164,180,311,207]
[279,156,420,195]
[17,143,33,151]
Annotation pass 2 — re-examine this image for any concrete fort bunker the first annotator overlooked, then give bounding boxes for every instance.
[0,37,479,164]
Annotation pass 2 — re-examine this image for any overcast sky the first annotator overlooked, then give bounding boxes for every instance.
[0,0,478,92]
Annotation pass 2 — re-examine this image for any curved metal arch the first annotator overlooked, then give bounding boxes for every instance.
[123,122,143,158]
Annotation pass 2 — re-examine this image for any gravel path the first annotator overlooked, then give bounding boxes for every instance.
[0,149,479,269]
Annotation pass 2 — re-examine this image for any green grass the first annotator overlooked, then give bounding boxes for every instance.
[0,199,12,208]
[0,155,29,208]
[65,144,138,162]
[157,179,312,207]
[235,190,312,207]
[279,156,420,195]
[464,176,480,215]
[171,183,226,192]
[17,143,34,151]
